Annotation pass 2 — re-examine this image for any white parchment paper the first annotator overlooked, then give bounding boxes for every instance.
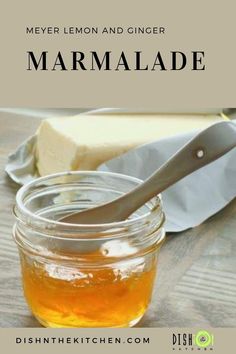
[98,125,236,232]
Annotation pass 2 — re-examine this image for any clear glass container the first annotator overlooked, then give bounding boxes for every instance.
[13,171,165,328]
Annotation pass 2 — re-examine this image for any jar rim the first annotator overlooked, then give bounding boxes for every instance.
[15,171,162,233]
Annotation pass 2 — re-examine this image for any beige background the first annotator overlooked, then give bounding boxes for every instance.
[0,0,235,108]
[0,328,235,354]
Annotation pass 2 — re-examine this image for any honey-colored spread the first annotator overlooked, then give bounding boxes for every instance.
[20,252,157,327]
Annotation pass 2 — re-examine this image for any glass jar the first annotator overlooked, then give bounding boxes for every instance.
[13,171,165,328]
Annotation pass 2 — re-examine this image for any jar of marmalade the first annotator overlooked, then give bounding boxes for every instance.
[13,171,165,328]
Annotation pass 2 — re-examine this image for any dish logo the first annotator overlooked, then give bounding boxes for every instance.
[172,330,214,350]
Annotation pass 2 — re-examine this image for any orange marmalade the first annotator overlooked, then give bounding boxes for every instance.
[14,171,165,328]
[20,251,157,328]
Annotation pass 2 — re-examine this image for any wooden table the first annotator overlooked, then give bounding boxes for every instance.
[0,112,236,327]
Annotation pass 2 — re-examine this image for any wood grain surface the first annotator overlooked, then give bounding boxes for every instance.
[0,112,235,328]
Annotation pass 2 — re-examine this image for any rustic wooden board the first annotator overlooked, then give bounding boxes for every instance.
[0,112,235,327]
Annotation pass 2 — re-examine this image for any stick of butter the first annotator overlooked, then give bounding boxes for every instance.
[36,114,224,176]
